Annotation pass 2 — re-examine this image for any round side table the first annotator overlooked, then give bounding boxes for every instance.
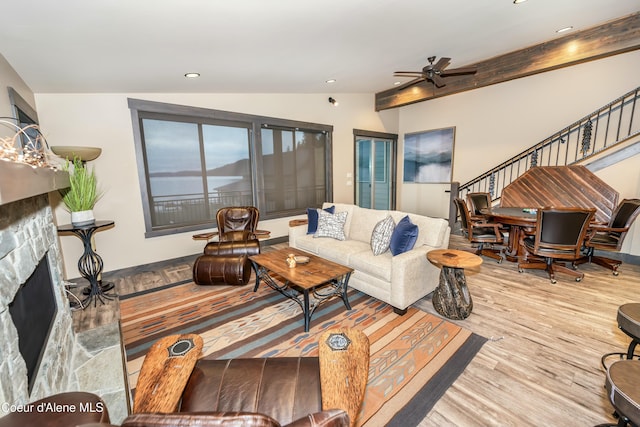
[427,249,483,320]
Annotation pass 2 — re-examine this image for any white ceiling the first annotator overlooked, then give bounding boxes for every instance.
[0,0,637,94]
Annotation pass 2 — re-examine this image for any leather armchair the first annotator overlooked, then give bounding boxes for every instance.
[119,410,348,427]
[193,207,261,286]
[216,206,260,241]
[203,206,261,258]
[1,329,367,427]
[1,361,347,427]
[127,329,368,427]
[165,357,348,427]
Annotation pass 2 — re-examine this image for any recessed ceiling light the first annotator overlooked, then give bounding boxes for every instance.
[513,0,527,4]
[393,81,401,86]
[556,26,574,33]
[325,79,337,84]
[184,72,200,78]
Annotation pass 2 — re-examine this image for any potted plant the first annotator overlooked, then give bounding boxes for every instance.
[59,157,102,226]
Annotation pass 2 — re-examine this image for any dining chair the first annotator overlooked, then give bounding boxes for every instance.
[466,192,492,221]
[453,198,504,262]
[517,207,595,284]
[576,198,640,276]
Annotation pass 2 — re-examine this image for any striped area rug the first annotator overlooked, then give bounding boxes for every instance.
[120,281,486,427]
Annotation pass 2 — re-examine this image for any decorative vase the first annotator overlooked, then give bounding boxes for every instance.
[71,210,95,227]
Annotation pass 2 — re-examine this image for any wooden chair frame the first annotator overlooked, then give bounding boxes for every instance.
[454,198,504,262]
[576,198,640,276]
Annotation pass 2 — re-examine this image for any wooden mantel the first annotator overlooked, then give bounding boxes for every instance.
[375,12,640,111]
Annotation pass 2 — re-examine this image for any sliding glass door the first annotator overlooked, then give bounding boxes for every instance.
[354,130,397,210]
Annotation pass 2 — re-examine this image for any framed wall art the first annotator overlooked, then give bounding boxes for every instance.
[403,127,455,183]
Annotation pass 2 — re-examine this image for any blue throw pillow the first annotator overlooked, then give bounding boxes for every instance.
[389,215,419,256]
[307,205,335,234]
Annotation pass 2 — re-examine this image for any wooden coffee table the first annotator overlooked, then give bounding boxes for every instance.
[250,248,354,332]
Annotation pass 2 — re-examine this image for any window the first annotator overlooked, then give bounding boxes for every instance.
[129,99,332,237]
[261,126,328,214]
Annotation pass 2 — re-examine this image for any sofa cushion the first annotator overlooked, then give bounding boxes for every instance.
[317,239,370,265]
[370,215,395,255]
[314,210,348,240]
[349,206,389,243]
[389,215,418,256]
[306,205,335,234]
[349,250,392,282]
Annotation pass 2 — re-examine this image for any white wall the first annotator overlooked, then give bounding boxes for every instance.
[397,50,640,256]
[35,93,395,277]
[0,55,35,131]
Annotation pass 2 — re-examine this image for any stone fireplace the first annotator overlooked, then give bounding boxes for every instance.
[0,194,76,407]
[0,161,127,422]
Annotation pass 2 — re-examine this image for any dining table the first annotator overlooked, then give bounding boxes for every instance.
[481,207,537,262]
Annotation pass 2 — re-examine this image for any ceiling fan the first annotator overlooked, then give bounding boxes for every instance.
[394,56,477,90]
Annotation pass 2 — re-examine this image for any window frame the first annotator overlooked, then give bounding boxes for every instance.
[128,98,333,237]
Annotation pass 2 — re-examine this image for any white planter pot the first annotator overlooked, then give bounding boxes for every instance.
[71,210,95,226]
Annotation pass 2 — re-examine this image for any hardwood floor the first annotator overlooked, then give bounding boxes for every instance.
[70,235,639,426]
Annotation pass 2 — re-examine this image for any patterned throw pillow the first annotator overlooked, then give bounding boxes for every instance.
[370,215,396,256]
[314,209,348,240]
[306,205,335,234]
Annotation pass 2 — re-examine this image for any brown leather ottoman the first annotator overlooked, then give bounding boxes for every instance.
[193,254,252,286]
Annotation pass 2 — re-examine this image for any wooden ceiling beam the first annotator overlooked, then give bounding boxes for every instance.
[375,12,640,111]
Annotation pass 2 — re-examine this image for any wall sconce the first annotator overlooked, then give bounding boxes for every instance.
[328,97,339,106]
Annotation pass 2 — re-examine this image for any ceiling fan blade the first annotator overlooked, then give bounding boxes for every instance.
[431,74,447,88]
[433,57,451,72]
[394,71,423,75]
[441,66,477,76]
[395,77,426,91]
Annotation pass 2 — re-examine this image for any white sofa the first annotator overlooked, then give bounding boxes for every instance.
[289,203,451,314]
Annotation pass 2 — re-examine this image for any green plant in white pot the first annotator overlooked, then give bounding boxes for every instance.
[59,157,102,226]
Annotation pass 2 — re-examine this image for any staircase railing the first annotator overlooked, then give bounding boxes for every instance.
[459,86,640,201]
